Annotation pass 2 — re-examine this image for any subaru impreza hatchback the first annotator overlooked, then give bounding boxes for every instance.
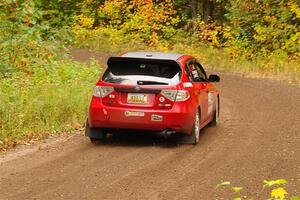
[85,52,220,144]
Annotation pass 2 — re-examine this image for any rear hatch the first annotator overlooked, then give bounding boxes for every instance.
[99,57,183,110]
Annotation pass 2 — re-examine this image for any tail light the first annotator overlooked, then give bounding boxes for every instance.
[94,86,114,97]
[175,90,190,101]
[161,90,190,102]
[161,90,177,101]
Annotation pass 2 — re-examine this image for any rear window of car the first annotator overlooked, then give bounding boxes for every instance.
[102,59,182,86]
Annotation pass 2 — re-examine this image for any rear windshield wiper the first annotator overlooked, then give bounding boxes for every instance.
[137,80,168,85]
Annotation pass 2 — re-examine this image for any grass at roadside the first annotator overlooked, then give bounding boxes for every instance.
[0,59,100,150]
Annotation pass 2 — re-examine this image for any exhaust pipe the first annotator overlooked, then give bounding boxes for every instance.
[160,129,176,138]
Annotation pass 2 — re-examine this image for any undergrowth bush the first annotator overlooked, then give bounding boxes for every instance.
[72,25,146,53]
[72,0,180,50]
[0,0,69,76]
[0,60,100,149]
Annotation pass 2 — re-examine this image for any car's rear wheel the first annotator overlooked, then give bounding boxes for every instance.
[211,97,219,126]
[190,110,200,145]
[85,119,107,144]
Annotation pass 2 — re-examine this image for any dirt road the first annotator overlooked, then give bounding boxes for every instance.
[0,52,299,199]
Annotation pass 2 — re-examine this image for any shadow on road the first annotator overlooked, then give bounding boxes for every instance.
[89,126,214,148]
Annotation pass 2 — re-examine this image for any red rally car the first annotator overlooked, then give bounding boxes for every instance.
[86,52,220,144]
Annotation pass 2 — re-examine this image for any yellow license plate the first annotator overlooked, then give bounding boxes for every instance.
[127,93,147,104]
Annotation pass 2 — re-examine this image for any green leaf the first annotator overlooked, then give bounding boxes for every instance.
[290,197,300,200]
[232,187,243,193]
[216,181,231,189]
[263,179,287,188]
[233,198,242,200]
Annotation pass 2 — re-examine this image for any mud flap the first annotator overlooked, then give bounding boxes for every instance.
[85,119,105,139]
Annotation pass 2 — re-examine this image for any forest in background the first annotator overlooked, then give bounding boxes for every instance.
[2,0,300,72]
[0,0,300,148]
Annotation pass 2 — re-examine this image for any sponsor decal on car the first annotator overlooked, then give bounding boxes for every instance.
[124,111,145,117]
[151,114,163,122]
[183,82,193,88]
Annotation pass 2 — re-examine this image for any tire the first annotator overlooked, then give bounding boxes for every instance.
[85,119,106,143]
[190,110,200,145]
[211,96,219,127]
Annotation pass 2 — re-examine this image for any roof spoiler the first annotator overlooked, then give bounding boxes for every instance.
[107,57,180,67]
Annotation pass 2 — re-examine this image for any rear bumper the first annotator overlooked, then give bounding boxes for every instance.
[89,97,195,135]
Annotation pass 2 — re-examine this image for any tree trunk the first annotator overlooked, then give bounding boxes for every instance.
[202,0,214,23]
[93,1,104,28]
[190,0,199,19]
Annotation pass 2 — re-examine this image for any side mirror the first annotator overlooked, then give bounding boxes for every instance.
[208,74,220,82]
